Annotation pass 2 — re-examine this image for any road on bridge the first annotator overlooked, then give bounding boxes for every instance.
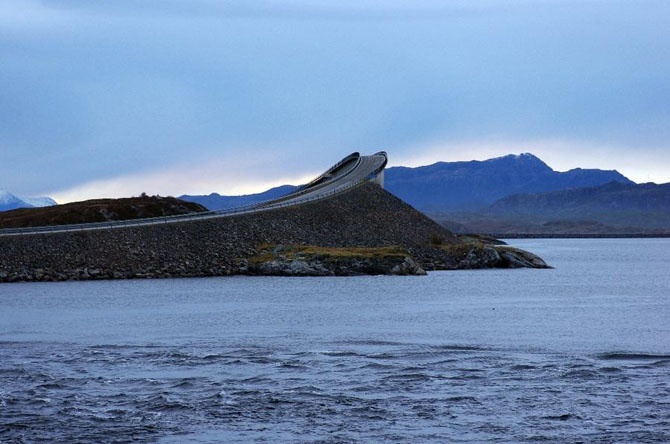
[0,152,388,237]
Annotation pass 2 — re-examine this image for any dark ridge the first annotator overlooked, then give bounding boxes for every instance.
[180,185,300,211]
[435,181,670,236]
[0,195,207,229]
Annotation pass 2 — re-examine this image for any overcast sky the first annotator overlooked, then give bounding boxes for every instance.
[2,0,669,202]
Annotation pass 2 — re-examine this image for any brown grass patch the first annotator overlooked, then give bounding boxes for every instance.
[255,244,408,260]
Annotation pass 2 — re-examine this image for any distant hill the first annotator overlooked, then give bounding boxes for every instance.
[490,181,670,215]
[0,195,206,229]
[182,153,630,213]
[490,181,670,231]
[180,185,299,211]
[433,181,670,235]
[0,190,57,212]
[384,153,633,212]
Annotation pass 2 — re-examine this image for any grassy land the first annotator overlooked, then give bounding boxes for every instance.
[251,244,409,262]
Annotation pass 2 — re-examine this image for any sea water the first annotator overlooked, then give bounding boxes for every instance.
[1,238,668,443]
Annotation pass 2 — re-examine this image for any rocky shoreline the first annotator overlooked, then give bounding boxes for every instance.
[241,245,428,277]
[0,183,549,283]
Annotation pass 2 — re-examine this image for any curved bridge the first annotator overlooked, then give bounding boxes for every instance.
[0,151,388,236]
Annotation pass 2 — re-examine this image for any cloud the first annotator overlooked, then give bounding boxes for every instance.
[2,0,670,198]
[23,0,511,22]
[48,150,322,203]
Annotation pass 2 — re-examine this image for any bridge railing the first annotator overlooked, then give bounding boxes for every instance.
[236,152,362,209]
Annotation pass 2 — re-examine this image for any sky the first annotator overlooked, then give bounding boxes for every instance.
[1,0,669,203]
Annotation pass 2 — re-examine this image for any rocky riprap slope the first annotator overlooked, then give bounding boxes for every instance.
[0,183,548,282]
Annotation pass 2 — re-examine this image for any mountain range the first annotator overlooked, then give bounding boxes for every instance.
[0,190,57,212]
[182,153,634,213]
[384,153,634,212]
[4,153,668,235]
[384,153,670,234]
[180,153,668,235]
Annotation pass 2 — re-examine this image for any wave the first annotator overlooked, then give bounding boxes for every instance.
[597,352,670,361]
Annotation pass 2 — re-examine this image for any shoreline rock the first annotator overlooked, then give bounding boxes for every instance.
[243,245,427,276]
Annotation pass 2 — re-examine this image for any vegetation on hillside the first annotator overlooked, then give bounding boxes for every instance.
[248,244,409,264]
[0,194,207,229]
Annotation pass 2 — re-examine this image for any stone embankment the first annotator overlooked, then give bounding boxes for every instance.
[0,183,549,282]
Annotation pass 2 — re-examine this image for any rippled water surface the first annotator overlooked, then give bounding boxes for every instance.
[1,239,669,443]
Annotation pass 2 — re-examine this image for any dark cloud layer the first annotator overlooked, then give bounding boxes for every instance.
[1,1,669,200]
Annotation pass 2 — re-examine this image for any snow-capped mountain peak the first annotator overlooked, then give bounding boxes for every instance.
[0,190,23,206]
[0,190,57,212]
